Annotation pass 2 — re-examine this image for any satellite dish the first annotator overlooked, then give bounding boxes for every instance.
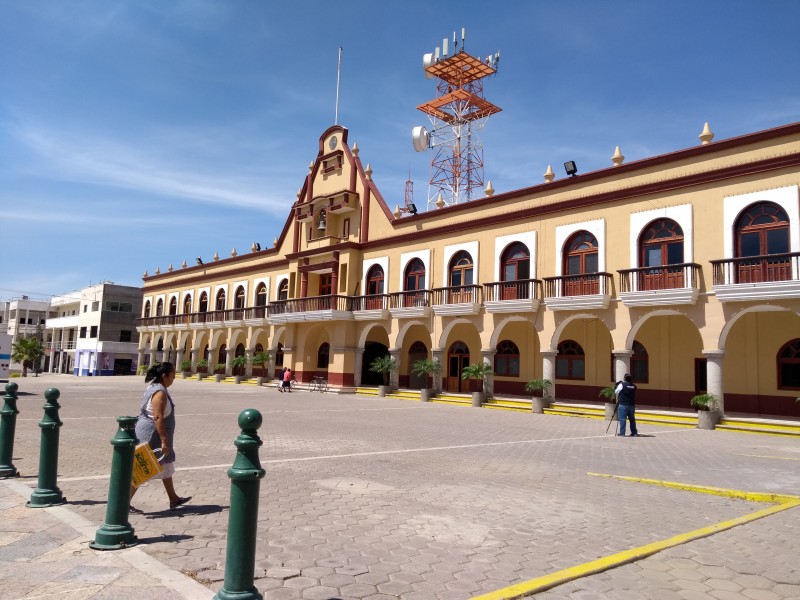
[411,126,429,152]
[422,53,435,79]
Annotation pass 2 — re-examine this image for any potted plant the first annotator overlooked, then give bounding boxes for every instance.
[525,378,553,413]
[599,385,618,420]
[461,362,493,407]
[213,363,227,382]
[231,355,248,383]
[369,355,398,397]
[691,393,721,429]
[180,359,192,378]
[411,358,441,402]
[251,350,271,385]
[137,363,150,376]
[196,358,208,380]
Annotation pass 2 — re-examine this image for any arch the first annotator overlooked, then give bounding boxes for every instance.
[625,309,689,350]
[169,297,178,316]
[630,340,648,383]
[366,264,385,295]
[437,317,477,351]
[358,322,391,349]
[550,313,603,351]
[638,218,685,290]
[394,320,430,353]
[448,250,474,287]
[494,340,520,377]
[563,230,600,296]
[183,293,192,314]
[317,342,330,370]
[234,286,246,309]
[198,291,209,313]
[404,258,426,291]
[777,339,800,390]
[155,298,164,317]
[144,300,151,318]
[501,242,530,281]
[277,279,289,301]
[733,201,791,283]
[490,315,533,348]
[255,283,267,306]
[556,340,585,380]
[215,289,226,311]
[718,305,798,351]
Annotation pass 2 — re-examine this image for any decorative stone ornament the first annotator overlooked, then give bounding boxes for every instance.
[544,165,555,183]
[181,260,187,269]
[154,267,160,275]
[699,122,714,145]
[484,181,494,197]
[435,194,445,209]
[611,146,625,166]
[273,237,278,246]
[143,270,148,277]
[393,205,402,218]
[168,264,173,272]
[231,248,237,257]
[352,143,359,157]
[213,252,220,261]
[251,242,258,252]
[365,164,373,180]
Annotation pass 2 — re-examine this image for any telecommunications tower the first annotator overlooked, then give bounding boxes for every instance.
[412,29,501,209]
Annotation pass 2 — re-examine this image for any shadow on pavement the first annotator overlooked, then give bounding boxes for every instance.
[145,504,227,519]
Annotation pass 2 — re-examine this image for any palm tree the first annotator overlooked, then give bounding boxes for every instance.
[11,335,45,377]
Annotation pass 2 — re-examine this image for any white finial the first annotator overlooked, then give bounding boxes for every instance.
[435,193,445,209]
[251,242,258,252]
[308,161,314,173]
[168,264,173,272]
[181,260,187,269]
[213,251,219,261]
[143,270,148,277]
[352,143,359,157]
[611,146,625,166]
[231,247,237,257]
[154,267,160,275]
[544,165,555,183]
[365,163,373,180]
[273,237,278,246]
[393,205,402,218]
[699,122,714,145]
[296,189,303,199]
[484,180,494,197]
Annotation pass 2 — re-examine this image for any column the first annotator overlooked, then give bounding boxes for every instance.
[190,347,198,372]
[245,349,254,378]
[137,348,145,373]
[353,349,363,387]
[300,272,308,298]
[389,349,401,389]
[225,347,234,376]
[481,350,496,397]
[541,350,557,400]
[267,354,276,380]
[703,350,725,414]
[432,349,444,392]
[176,348,185,372]
[613,350,633,383]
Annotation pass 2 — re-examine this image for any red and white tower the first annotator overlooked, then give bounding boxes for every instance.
[412,29,501,209]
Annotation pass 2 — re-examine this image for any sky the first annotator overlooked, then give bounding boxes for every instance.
[2,1,799,301]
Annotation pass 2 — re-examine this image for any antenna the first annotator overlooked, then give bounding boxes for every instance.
[334,47,342,125]
[411,29,501,208]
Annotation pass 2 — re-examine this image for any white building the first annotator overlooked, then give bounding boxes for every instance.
[0,296,52,373]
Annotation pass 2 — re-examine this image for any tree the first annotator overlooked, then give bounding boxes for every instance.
[11,335,45,377]
[461,362,493,393]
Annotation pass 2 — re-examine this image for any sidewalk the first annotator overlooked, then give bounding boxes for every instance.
[0,478,213,600]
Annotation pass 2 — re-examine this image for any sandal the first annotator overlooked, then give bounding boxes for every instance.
[129,506,144,515]
[169,496,192,510]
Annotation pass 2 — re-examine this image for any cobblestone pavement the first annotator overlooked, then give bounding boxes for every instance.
[2,374,799,599]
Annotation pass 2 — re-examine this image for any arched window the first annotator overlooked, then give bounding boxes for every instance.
[233,343,246,376]
[317,342,330,370]
[777,339,800,390]
[169,297,178,316]
[500,242,531,300]
[234,286,245,310]
[198,292,208,313]
[630,341,648,383]
[254,343,263,354]
[217,344,227,366]
[639,219,684,290]
[563,231,599,295]
[735,202,791,283]
[449,251,474,287]
[183,294,192,314]
[366,265,385,310]
[277,280,289,301]
[215,289,226,311]
[404,258,426,307]
[255,283,267,307]
[144,301,151,318]
[556,340,585,380]
[275,342,284,367]
[155,299,164,317]
[494,340,520,377]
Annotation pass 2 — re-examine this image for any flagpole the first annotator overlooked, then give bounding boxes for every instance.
[335,47,342,125]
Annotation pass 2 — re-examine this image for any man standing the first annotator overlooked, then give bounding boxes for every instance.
[615,374,639,437]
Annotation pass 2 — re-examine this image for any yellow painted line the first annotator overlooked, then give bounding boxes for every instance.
[734,452,800,462]
[586,472,799,504]
[472,498,800,600]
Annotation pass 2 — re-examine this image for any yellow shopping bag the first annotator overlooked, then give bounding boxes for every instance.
[131,442,163,488]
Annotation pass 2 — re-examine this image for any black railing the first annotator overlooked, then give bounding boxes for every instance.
[543,273,613,298]
[618,263,700,292]
[711,252,800,285]
[483,279,540,301]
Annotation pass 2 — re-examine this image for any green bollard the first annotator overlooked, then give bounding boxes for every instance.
[91,416,138,550]
[0,382,20,478]
[214,409,266,600]
[28,388,66,507]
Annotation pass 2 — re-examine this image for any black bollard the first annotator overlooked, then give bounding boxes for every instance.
[0,382,20,478]
[214,409,266,600]
[28,388,66,507]
[91,416,138,550]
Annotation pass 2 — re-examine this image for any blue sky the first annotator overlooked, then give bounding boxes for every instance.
[2,1,799,300]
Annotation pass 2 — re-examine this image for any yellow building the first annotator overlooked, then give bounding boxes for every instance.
[138,122,800,418]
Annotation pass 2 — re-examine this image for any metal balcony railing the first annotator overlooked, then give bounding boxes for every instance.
[710,252,800,285]
[618,263,700,292]
[543,273,613,298]
[483,279,540,301]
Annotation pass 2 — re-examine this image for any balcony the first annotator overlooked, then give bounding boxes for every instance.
[268,295,354,323]
[388,290,432,319]
[711,252,800,302]
[483,279,541,314]
[618,263,701,307]
[351,294,390,321]
[431,285,482,316]
[543,273,613,311]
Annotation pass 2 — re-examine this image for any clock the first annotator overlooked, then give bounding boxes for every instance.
[329,136,338,150]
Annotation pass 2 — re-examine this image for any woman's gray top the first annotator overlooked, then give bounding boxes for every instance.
[135,382,176,464]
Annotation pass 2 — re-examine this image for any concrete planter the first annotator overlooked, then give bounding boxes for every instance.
[420,389,432,402]
[471,391,485,407]
[181,372,190,379]
[532,396,549,414]
[196,373,204,381]
[604,402,618,420]
[256,377,264,386]
[378,385,391,398]
[234,376,242,384]
[696,410,721,430]
[214,374,222,383]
